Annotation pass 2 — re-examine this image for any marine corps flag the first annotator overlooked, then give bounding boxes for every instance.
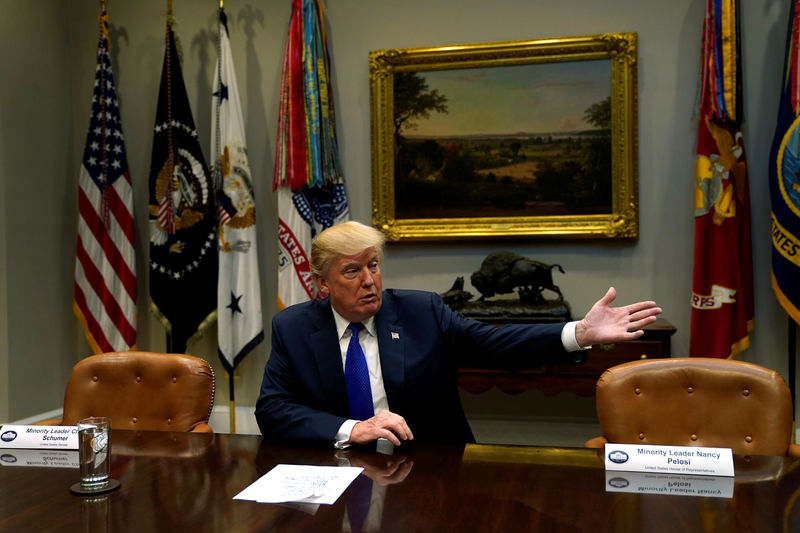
[274,0,349,310]
[212,6,263,372]
[74,7,137,354]
[148,13,217,353]
[770,1,800,325]
[690,0,754,358]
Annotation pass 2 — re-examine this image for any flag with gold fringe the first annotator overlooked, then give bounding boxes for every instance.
[74,6,137,354]
[213,5,263,373]
[770,0,800,327]
[148,11,217,353]
[274,0,349,310]
[690,0,754,358]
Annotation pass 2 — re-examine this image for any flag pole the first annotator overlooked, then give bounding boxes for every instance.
[790,317,796,407]
[790,317,797,444]
[228,371,236,433]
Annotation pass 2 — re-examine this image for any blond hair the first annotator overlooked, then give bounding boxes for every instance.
[310,221,385,276]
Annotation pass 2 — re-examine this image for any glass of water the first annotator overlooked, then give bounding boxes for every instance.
[78,417,111,490]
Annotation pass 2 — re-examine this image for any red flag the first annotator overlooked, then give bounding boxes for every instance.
[690,0,754,358]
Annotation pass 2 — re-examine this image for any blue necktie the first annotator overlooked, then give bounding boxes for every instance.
[346,474,373,533]
[345,322,374,421]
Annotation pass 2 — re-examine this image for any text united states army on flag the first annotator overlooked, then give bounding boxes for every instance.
[73,13,137,354]
[274,0,349,310]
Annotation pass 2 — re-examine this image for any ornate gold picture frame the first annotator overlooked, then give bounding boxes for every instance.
[369,32,638,241]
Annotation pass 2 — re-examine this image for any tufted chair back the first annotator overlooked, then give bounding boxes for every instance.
[54,351,215,433]
[584,357,800,457]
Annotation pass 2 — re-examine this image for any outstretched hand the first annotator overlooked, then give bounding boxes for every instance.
[575,287,661,348]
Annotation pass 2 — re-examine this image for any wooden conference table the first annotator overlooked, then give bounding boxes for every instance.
[2,429,800,532]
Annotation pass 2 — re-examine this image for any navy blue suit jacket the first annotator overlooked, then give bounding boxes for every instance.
[255,289,586,446]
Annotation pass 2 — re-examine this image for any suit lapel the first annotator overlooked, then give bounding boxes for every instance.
[375,295,406,414]
[310,301,349,416]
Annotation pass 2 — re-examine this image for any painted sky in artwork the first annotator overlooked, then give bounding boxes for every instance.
[403,58,611,137]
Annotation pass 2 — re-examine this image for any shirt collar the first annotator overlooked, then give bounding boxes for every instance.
[331,307,376,340]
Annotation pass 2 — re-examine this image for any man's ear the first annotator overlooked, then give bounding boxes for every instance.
[315,274,329,296]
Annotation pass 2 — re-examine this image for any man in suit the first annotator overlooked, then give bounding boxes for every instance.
[255,221,661,448]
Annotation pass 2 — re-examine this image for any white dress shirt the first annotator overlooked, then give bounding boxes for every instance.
[331,306,585,448]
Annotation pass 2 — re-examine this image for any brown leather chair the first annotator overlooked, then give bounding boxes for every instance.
[39,351,215,433]
[584,357,800,457]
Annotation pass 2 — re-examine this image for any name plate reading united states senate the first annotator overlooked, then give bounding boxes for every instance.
[0,449,79,469]
[604,443,734,477]
[0,425,79,450]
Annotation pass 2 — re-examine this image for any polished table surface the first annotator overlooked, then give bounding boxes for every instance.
[2,429,800,532]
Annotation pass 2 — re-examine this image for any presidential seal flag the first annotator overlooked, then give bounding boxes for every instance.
[212,6,263,372]
[274,0,349,310]
[690,0,754,358]
[770,0,800,325]
[73,8,136,354]
[148,14,217,353]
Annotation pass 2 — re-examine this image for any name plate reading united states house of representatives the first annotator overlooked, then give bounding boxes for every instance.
[604,471,734,499]
[604,443,734,477]
[0,425,79,450]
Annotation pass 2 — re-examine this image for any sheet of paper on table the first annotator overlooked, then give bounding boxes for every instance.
[233,464,364,505]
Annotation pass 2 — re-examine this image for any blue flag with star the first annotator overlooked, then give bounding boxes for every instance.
[148,17,217,352]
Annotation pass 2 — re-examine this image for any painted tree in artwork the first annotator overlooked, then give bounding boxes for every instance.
[393,72,448,143]
[579,96,612,208]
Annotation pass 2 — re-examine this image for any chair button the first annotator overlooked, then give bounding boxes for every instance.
[638,433,645,440]
[132,417,138,424]
[745,435,753,443]
[92,376,99,382]
[167,418,172,425]
[687,386,694,394]
[136,376,142,383]
[172,376,177,383]
[743,388,750,396]
[634,387,641,395]
[690,434,698,441]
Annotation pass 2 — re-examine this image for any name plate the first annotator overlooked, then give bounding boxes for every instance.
[604,443,734,477]
[604,471,734,499]
[0,449,79,469]
[0,425,79,450]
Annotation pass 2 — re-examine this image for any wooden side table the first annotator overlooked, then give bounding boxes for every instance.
[457,318,676,396]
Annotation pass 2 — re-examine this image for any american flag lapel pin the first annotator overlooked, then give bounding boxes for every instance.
[391,331,400,340]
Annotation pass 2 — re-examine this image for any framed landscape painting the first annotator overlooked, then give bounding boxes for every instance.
[369,32,638,241]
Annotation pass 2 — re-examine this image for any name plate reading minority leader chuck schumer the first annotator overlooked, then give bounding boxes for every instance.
[0,425,79,450]
[604,443,734,477]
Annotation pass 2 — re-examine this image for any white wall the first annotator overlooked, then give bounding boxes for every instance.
[2,0,795,421]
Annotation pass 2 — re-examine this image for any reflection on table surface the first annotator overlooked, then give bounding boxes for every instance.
[2,429,800,532]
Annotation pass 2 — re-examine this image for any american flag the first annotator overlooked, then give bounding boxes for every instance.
[73,17,136,354]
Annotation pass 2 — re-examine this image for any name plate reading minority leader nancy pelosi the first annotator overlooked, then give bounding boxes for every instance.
[0,425,79,450]
[604,443,734,477]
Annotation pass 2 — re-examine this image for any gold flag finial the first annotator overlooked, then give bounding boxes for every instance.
[167,0,173,15]
[219,0,224,8]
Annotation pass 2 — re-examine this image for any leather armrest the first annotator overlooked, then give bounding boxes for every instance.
[787,443,800,458]
[189,422,213,433]
[584,435,608,448]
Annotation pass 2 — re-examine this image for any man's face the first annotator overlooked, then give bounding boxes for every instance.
[316,247,383,323]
